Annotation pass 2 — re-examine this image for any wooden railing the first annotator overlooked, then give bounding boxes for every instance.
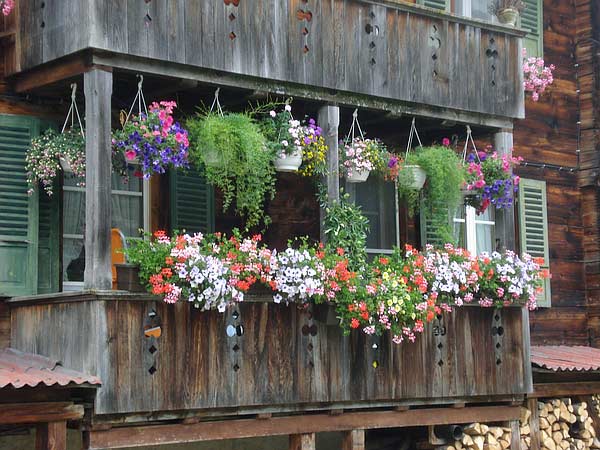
[17,0,525,120]
[9,291,532,422]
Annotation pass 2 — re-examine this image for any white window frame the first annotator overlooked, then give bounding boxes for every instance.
[62,177,150,291]
[453,205,495,255]
[454,0,496,22]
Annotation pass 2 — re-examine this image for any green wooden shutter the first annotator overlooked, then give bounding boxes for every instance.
[0,115,39,297]
[37,181,60,294]
[521,0,543,57]
[170,167,214,234]
[419,200,454,248]
[518,178,551,307]
[419,0,449,11]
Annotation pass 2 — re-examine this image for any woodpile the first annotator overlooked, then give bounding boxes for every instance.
[436,423,512,450]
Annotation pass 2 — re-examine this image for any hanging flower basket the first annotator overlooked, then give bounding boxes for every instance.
[59,156,73,173]
[274,149,303,172]
[346,168,371,183]
[402,164,427,190]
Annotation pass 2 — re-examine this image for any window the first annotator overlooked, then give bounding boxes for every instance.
[454,0,494,22]
[349,176,399,255]
[521,0,543,57]
[62,172,149,289]
[452,205,496,254]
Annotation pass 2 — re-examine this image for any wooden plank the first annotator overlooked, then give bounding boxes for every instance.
[509,420,520,450]
[87,406,521,448]
[12,53,92,93]
[35,422,67,450]
[530,382,600,398]
[527,398,541,450]
[342,429,365,450]
[289,433,316,450]
[83,68,113,290]
[318,105,340,241]
[0,403,83,425]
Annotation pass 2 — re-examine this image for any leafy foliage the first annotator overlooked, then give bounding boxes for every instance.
[187,112,276,229]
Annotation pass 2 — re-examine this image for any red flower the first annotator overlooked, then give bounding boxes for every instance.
[379,257,389,265]
[252,234,262,242]
[350,318,360,329]
[360,311,369,320]
[165,257,173,265]
[348,304,355,312]
[336,247,345,256]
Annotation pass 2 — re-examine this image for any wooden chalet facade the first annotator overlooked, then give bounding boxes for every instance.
[0,0,598,449]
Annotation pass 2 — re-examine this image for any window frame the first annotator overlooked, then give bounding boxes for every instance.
[452,205,496,255]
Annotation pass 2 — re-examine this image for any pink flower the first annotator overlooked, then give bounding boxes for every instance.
[442,137,450,147]
[125,149,137,161]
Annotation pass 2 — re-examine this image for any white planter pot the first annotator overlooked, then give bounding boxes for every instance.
[497,8,519,27]
[204,148,223,167]
[274,150,302,172]
[346,169,371,183]
[59,156,73,173]
[403,165,427,190]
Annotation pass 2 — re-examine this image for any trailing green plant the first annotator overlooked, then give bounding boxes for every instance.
[187,112,276,229]
[122,230,174,287]
[400,145,465,244]
[319,189,369,271]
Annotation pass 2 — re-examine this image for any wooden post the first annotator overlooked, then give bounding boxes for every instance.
[494,129,516,252]
[84,68,113,290]
[318,105,340,242]
[527,398,541,450]
[509,419,520,450]
[36,421,67,450]
[289,433,316,450]
[342,429,365,450]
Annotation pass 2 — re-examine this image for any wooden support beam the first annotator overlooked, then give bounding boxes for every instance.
[0,402,83,425]
[83,68,113,290]
[11,53,94,93]
[509,420,520,450]
[35,421,67,450]
[342,429,365,450]
[318,104,340,242]
[87,405,520,449]
[527,398,541,450]
[531,381,600,398]
[289,433,315,450]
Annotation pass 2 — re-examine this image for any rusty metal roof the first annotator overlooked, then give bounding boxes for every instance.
[0,348,101,389]
[531,345,600,372]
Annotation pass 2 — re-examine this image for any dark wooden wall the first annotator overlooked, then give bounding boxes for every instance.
[9,294,530,419]
[513,0,588,345]
[0,301,9,348]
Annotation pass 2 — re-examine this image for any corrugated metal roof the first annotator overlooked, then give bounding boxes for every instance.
[531,345,600,372]
[0,348,101,389]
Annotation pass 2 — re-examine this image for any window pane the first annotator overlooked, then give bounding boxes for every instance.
[63,237,84,282]
[452,207,467,249]
[476,223,495,254]
[471,0,493,21]
[112,194,143,237]
[354,176,397,251]
[63,189,85,235]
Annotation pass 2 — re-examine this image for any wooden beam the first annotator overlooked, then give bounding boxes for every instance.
[527,398,541,450]
[11,53,93,93]
[342,429,365,450]
[509,420,520,450]
[494,130,516,252]
[83,68,113,290]
[531,381,600,398]
[87,406,520,449]
[0,403,83,425]
[318,104,340,242]
[289,433,315,450]
[36,421,67,450]
[91,52,515,129]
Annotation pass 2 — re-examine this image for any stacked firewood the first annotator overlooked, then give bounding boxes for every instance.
[535,399,599,450]
[437,423,513,450]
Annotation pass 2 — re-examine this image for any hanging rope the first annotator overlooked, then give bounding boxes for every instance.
[210,87,224,117]
[461,125,481,163]
[405,117,423,158]
[61,83,85,138]
[345,109,365,144]
[125,74,148,125]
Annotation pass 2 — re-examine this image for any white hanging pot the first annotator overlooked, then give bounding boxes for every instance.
[204,148,223,167]
[403,165,427,190]
[346,169,371,183]
[59,156,73,173]
[274,149,303,172]
[497,7,519,26]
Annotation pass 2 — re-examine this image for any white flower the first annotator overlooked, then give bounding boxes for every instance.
[270,110,276,117]
[282,140,288,147]
[284,104,292,112]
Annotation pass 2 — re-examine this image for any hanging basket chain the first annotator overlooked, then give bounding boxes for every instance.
[125,74,148,125]
[405,117,423,158]
[345,108,365,145]
[210,87,225,117]
[462,125,481,163]
[61,83,85,138]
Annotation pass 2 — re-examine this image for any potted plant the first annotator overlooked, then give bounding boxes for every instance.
[398,145,465,244]
[341,137,388,183]
[464,146,522,214]
[261,105,302,172]
[488,0,525,26]
[187,111,276,228]
[1,0,14,16]
[112,101,190,179]
[522,48,556,102]
[26,127,86,196]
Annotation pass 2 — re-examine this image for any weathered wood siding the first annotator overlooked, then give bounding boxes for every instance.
[17,0,524,119]
[512,0,588,345]
[10,293,530,418]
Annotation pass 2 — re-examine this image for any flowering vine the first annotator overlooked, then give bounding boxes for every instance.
[523,48,555,102]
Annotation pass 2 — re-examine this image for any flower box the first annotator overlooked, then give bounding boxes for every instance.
[115,263,146,292]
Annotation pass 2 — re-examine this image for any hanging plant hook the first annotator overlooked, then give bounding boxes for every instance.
[345,108,365,144]
[461,125,480,163]
[405,117,423,158]
[210,87,224,117]
[61,83,85,138]
[125,74,148,125]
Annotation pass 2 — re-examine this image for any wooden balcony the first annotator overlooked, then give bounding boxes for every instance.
[15,0,525,124]
[8,292,532,423]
